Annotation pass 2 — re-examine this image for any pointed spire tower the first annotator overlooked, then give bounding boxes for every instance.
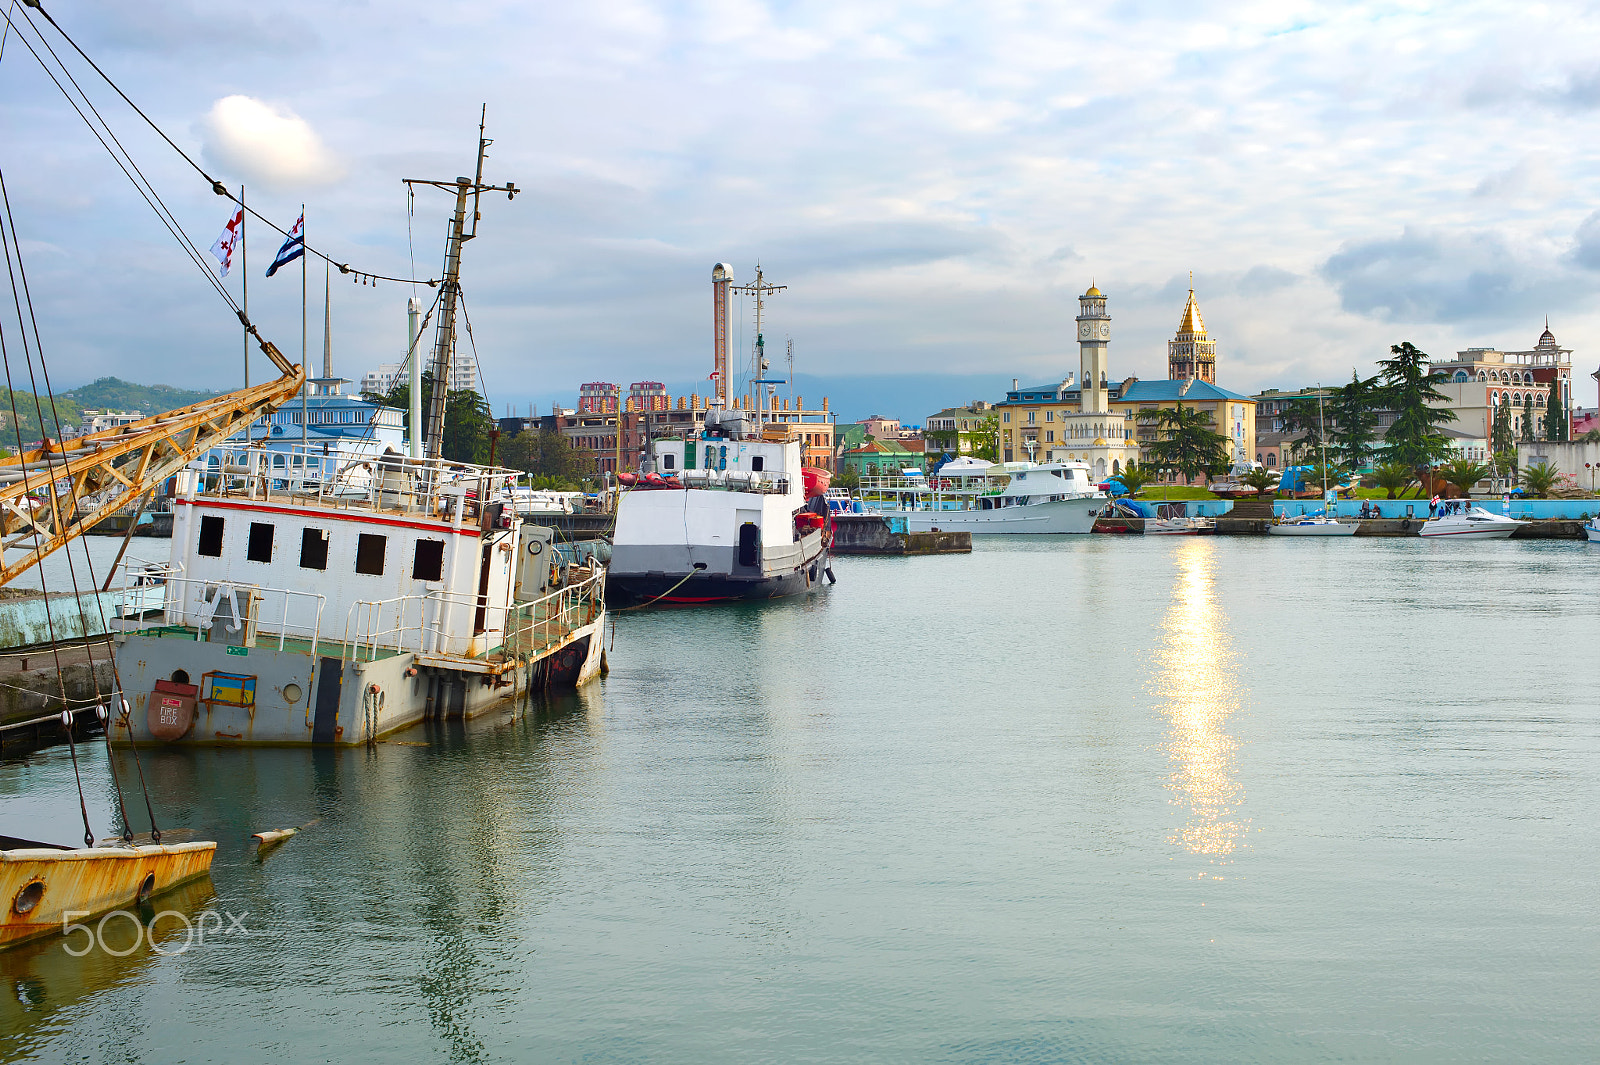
[1168,277,1217,383]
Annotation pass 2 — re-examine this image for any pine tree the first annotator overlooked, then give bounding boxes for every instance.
[1378,342,1455,467]
[1328,370,1382,469]
[1491,399,1513,455]
[1520,394,1535,443]
[1545,388,1567,442]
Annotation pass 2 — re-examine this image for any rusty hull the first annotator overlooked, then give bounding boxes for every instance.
[1,841,216,949]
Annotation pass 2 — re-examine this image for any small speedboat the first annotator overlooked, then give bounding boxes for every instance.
[1418,504,1525,540]
[1269,515,1357,537]
[1583,517,1600,543]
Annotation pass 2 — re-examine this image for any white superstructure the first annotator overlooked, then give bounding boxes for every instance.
[861,461,1106,534]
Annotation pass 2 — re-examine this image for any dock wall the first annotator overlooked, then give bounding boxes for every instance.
[831,515,971,555]
[0,591,128,651]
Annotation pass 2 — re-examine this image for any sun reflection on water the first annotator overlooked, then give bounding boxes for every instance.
[1150,539,1248,858]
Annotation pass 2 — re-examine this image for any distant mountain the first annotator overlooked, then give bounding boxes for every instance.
[58,377,219,420]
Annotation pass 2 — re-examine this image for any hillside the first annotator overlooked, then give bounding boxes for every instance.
[60,377,219,417]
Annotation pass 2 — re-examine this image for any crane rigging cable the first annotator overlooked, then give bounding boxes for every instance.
[4,0,440,289]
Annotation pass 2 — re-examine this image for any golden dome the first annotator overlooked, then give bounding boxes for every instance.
[1084,285,1102,297]
[1178,288,1205,336]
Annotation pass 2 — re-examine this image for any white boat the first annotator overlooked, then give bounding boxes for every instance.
[1585,518,1600,543]
[1144,504,1213,535]
[609,410,832,607]
[861,461,1106,534]
[1269,515,1357,537]
[111,446,606,746]
[1418,502,1526,540]
[502,487,578,516]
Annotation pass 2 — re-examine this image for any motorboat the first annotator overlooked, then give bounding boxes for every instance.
[1269,514,1357,537]
[1144,503,1212,535]
[1585,517,1600,543]
[1418,502,1526,540]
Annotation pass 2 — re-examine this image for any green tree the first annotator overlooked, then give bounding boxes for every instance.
[1240,466,1277,498]
[1378,342,1456,466]
[1490,399,1514,456]
[1545,388,1568,442]
[1279,394,1328,462]
[1114,460,1154,497]
[1328,371,1382,469]
[366,372,493,464]
[970,413,1000,463]
[1492,450,1518,489]
[1521,461,1560,498]
[1580,428,1600,443]
[1139,403,1231,485]
[1373,461,1414,500]
[832,465,860,491]
[1436,458,1490,498]
[1520,394,1535,443]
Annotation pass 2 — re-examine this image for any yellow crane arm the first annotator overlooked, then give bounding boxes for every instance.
[0,341,304,586]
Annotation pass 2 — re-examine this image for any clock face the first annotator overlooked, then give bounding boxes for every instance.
[1079,323,1091,339]
[1099,324,1109,338]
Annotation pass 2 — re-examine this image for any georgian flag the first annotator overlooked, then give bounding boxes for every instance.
[208,205,243,276]
[266,212,304,277]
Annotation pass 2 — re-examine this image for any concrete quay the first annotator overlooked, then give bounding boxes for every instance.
[831,515,971,555]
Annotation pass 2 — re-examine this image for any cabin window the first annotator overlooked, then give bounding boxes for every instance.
[300,528,329,570]
[751,456,764,472]
[246,522,274,563]
[197,515,224,557]
[355,533,387,576]
[662,453,676,471]
[412,539,445,581]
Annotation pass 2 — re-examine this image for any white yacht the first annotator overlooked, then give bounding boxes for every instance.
[1418,502,1526,540]
[1585,517,1600,543]
[861,461,1106,534]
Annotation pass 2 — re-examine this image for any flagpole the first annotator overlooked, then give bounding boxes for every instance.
[240,185,248,389]
[301,204,308,457]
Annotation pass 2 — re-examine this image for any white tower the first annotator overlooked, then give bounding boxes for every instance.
[1076,284,1110,413]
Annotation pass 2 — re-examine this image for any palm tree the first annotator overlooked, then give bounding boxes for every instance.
[1240,467,1276,498]
[1373,462,1414,500]
[1521,461,1561,498]
[1138,403,1231,485]
[1436,458,1490,498]
[1115,460,1154,497]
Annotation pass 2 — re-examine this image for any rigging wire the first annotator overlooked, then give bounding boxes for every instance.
[0,182,101,847]
[8,1,440,289]
[0,169,161,842]
[1,9,237,313]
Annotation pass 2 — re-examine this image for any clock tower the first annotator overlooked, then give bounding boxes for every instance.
[1076,284,1111,413]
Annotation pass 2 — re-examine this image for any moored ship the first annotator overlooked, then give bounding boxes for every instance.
[608,410,832,606]
[111,448,605,745]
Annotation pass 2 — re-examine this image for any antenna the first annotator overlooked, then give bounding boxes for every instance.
[733,264,788,433]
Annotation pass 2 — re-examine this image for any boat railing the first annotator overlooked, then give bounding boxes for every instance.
[677,469,791,494]
[341,567,606,663]
[200,445,523,524]
[118,564,327,654]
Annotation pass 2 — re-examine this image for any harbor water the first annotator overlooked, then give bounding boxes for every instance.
[4,537,1599,1062]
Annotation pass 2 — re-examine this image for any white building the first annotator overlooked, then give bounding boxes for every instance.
[360,363,403,397]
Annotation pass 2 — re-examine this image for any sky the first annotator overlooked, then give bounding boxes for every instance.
[3,0,1600,424]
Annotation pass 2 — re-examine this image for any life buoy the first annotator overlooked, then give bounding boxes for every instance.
[1400,518,1411,530]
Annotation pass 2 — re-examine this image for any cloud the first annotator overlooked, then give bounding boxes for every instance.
[1569,211,1600,271]
[1322,226,1568,323]
[199,96,341,190]
[1236,265,1299,297]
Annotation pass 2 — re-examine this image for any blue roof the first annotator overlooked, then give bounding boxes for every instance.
[1118,379,1251,403]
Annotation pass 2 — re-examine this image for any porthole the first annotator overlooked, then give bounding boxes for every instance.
[282,683,302,704]
[137,873,156,904]
[13,879,44,915]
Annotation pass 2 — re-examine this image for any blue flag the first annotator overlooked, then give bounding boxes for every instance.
[266,212,304,277]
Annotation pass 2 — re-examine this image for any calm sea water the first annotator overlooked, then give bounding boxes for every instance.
[3,536,1598,1063]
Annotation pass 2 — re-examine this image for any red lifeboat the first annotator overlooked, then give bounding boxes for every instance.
[802,467,832,498]
[617,472,638,486]
[794,511,825,532]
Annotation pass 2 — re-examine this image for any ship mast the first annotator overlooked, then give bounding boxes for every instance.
[403,106,518,460]
[732,264,787,433]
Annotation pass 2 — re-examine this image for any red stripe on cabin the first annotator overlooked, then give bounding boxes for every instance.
[175,497,481,536]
